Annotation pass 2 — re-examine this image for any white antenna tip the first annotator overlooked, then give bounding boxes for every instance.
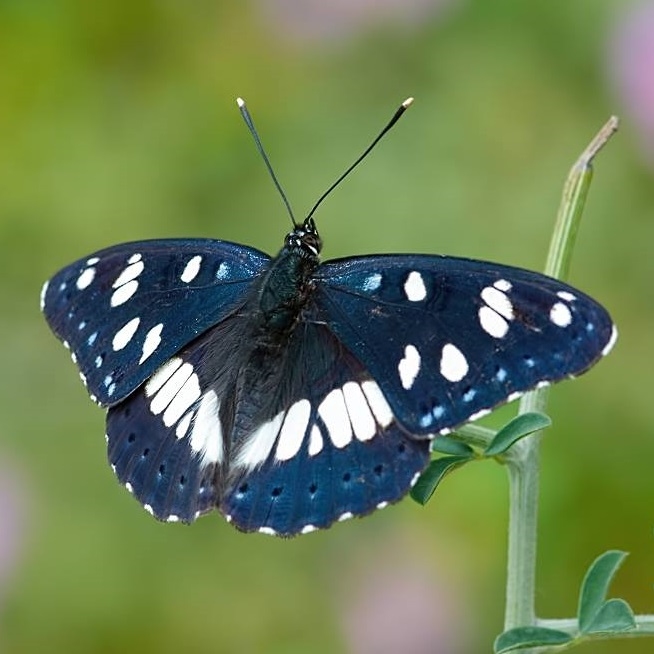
[402,97,415,108]
[236,97,246,108]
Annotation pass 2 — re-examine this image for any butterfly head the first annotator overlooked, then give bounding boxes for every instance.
[286,217,322,258]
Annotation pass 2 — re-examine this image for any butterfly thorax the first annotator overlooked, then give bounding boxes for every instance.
[256,218,321,335]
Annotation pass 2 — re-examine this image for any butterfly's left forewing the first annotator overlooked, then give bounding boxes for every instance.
[316,254,616,435]
[42,239,270,406]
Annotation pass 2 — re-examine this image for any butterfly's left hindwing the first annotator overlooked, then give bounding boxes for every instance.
[42,239,270,406]
[316,254,616,435]
[105,318,430,535]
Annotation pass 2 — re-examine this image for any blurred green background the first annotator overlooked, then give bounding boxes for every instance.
[1,1,653,652]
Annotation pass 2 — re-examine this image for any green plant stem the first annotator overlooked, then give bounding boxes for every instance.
[452,422,496,449]
[537,615,654,640]
[502,117,619,643]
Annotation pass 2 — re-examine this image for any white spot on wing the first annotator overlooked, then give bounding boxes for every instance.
[463,388,476,402]
[601,324,618,357]
[308,425,323,456]
[140,323,163,364]
[258,526,277,536]
[162,373,201,427]
[215,262,229,279]
[40,280,49,310]
[363,273,382,291]
[110,279,139,307]
[494,279,512,292]
[342,382,376,441]
[234,411,285,470]
[398,344,421,390]
[275,399,311,461]
[175,411,193,439]
[479,306,509,338]
[111,317,140,351]
[86,257,100,266]
[481,286,514,320]
[550,302,572,327]
[403,271,427,302]
[113,260,144,288]
[190,390,223,465]
[145,357,182,396]
[557,290,576,302]
[76,267,95,290]
[149,362,193,415]
[318,388,352,448]
[361,380,393,428]
[440,343,468,382]
[469,408,491,421]
[127,253,142,264]
[181,255,202,283]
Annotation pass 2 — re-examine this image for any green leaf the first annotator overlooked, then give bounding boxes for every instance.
[494,626,572,653]
[431,435,474,456]
[409,455,472,505]
[584,598,636,634]
[484,412,551,457]
[578,550,629,633]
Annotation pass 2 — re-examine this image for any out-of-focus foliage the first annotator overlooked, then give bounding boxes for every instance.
[1,1,652,653]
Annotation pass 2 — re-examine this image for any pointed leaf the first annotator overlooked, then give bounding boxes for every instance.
[578,550,629,633]
[410,455,472,505]
[584,598,635,634]
[494,626,572,653]
[484,412,551,456]
[431,435,474,456]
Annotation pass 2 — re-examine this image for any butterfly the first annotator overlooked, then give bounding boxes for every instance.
[41,98,617,536]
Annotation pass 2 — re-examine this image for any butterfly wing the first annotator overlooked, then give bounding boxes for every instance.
[105,315,430,535]
[316,254,616,435]
[221,322,430,536]
[106,327,226,524]
[41,239,270,406]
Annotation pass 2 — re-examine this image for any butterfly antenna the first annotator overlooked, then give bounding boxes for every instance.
[305,97,414,222]
[237,97,298,228]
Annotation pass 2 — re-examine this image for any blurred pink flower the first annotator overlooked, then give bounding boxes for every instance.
[0,457,29,603]
[259,0,459,44]
[607,1,654,167]
[336,535,468,654]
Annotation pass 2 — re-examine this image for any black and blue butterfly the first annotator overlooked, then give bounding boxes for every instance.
[41,98,616,536]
